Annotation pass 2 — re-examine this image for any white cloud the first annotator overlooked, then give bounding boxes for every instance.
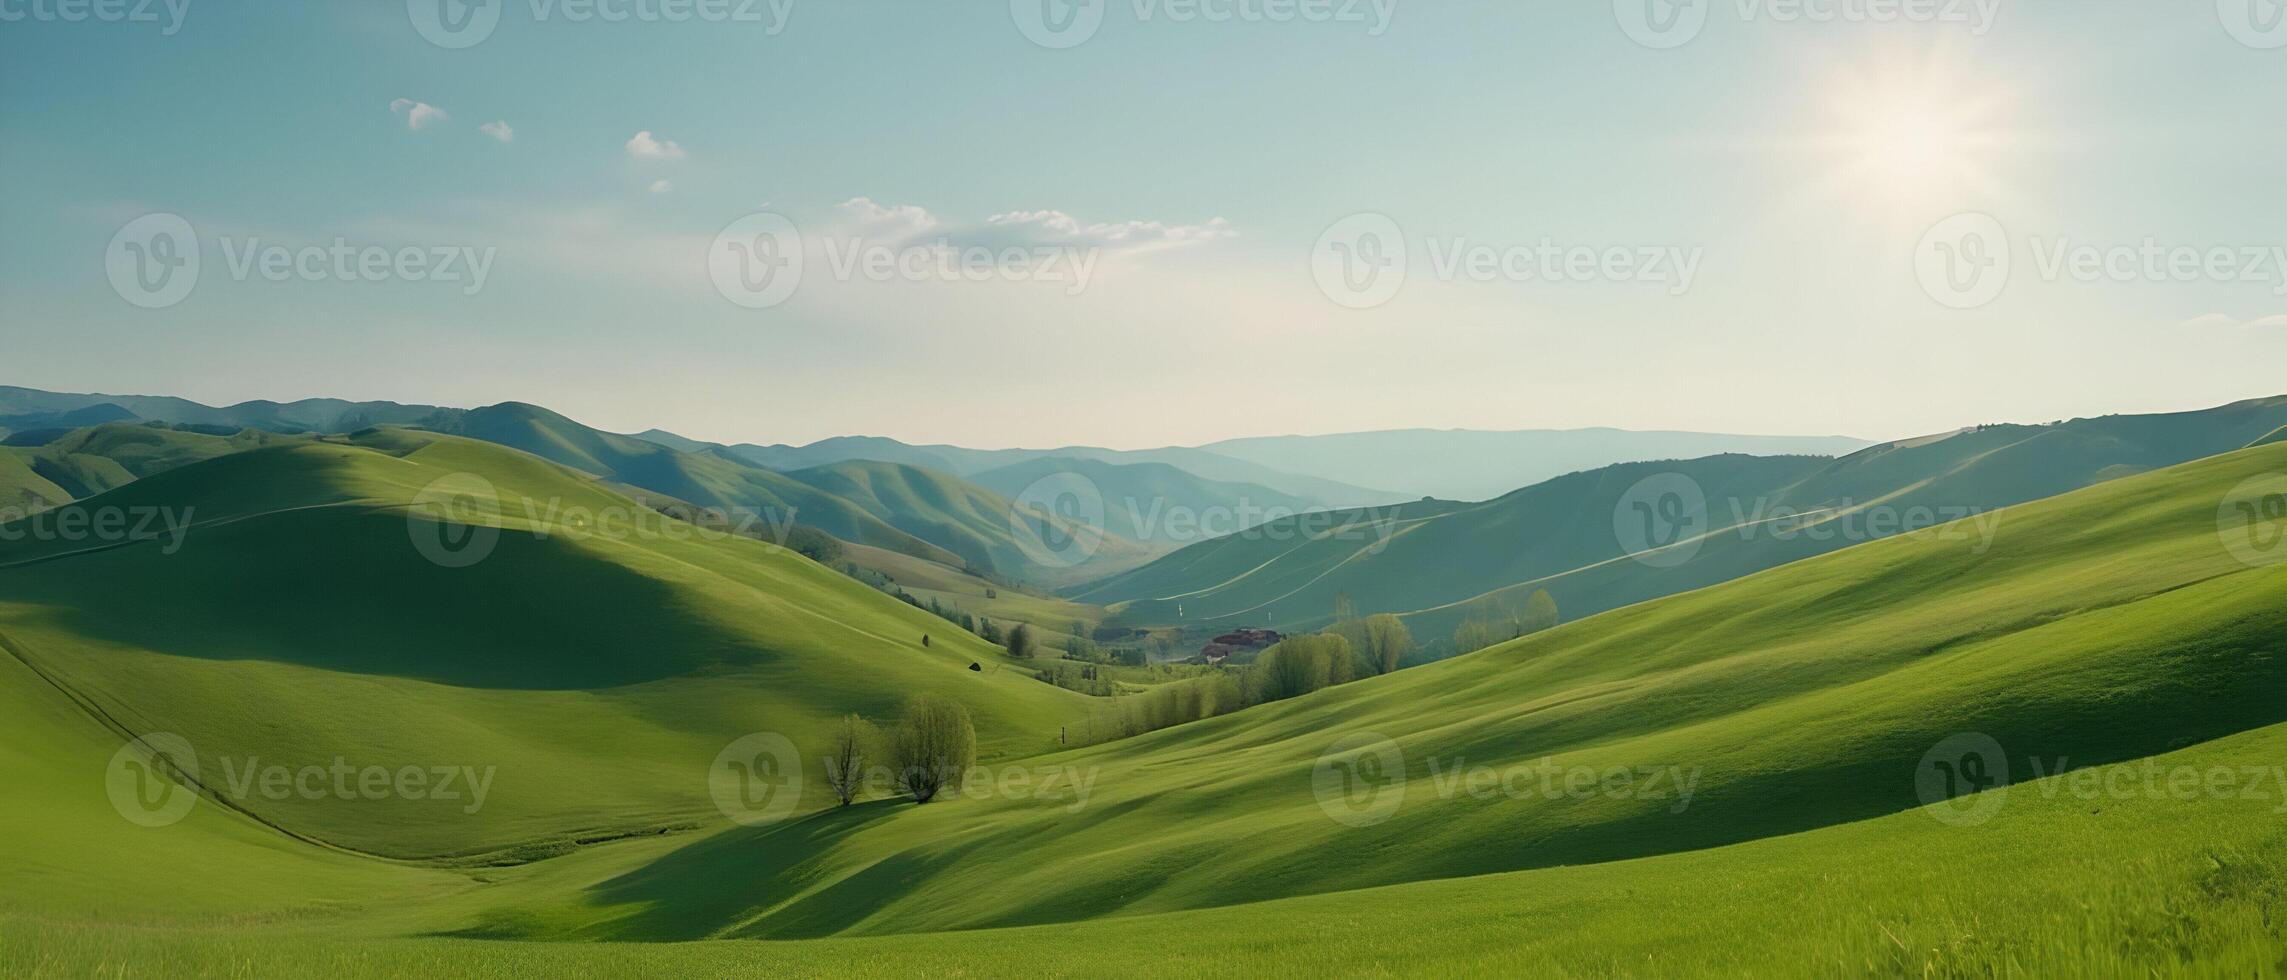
[835,197,940,239]
[650,180,674,194]
[479,121,514,143]
[828,198,1235,256]
[986,211,1236,251]
[2179,313,2287,330]
[389,99,449,131]
[625,131,687,161]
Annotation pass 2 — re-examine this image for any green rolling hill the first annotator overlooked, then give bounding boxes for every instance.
[1084,395,2287,642]
[2,428,2281,976]
[783,458,1159,589]
[0,431,1096,862]
[0,390,1165,589]
[1,422,305,504]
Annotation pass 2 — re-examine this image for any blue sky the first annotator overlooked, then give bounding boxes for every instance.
[2,1,2283,448]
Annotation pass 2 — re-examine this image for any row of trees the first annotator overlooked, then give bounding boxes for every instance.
[822,695,979,806]
[1451,589,1559,657]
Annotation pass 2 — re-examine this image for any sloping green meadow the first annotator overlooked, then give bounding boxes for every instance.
[2,437,2282,976]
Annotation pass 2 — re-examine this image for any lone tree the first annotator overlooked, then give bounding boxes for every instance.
[1007,622,1035,659]
[824,714,877,807]
[891,694,976,803]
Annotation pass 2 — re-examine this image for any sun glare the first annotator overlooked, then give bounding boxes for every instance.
[1799,44,2029,221]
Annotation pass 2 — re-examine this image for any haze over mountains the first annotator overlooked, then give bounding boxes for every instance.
[3,385,1872,505]
[1086,395,2287,640]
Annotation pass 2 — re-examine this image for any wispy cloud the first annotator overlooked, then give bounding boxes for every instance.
[478,120,515,143]
[625,131,687,161]
[650,180,674,195]
[987,210,1236,251]
[829,198,1235,255]
[389,99,449,131]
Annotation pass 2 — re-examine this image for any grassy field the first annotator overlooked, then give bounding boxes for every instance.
[428,441,2286,939]
[2,434,2281,975]
[7,720,2282,976]
[0,431,1095,861]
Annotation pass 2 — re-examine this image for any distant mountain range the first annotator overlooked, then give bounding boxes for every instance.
[1078,395,2287,643]
[648,427,1875,504]
[1198,428,1876,502]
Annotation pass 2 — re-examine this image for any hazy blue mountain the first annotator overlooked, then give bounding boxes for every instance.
[1200,428,1878,503]
[0,386,442,434]
[969,457,1321,544]
[1084,395,2287,643]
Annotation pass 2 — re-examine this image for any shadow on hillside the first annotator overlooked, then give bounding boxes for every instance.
[0,507,770,690]
[570,800,911,941]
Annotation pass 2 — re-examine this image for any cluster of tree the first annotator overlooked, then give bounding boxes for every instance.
[780,525,845,565]
[821,695,978,806]
[1037,660,1119,697]
[1325,595,1416,676]
[1451,589,1560,657]
[1080,630,1390,743]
